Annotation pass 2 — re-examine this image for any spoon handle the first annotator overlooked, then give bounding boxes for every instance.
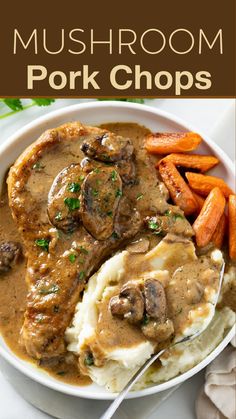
[99,348,166,419]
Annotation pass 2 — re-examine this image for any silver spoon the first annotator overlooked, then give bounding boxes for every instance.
[100,262,225,419]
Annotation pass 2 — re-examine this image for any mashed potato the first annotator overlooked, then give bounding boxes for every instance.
[65,237,233,392]
[66,251,155,390]
[135,307,235,390]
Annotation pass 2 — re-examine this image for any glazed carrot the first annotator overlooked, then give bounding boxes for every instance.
[158,160,198,215]
[186,172,234,198]
[228,195,236,260]
[191,191,205,213]
[145,132,202,154]
[157,153,219,172]
[211,213,227,249]
[193,187,226,247]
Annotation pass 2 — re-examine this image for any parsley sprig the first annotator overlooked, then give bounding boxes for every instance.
[64,197,81,211]
[35,238,50,252]
[0,98,150,120]
[98,98,145,104]
[0,98,55,119]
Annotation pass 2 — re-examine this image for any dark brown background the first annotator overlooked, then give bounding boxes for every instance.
[0,0,235,97]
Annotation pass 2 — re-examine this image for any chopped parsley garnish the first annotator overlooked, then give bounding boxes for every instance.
[93,168,100,173]
[78,271,85,281]
[69,254,77,263]
[107,210,113,217]
[136,193,144,201]
[112,231,119,239]
[35,238,50,252]
[57,371,67,376]
[39,284,60,295]
[79,175,85,181]
[67,182,81,193]
[64,197,80,211]
[84,353,94,366]
[173,213,184,220]
[32,162,44,171]
[164,209,184,220]
[176,307,183,315]
[147,219,163,235]
[101,154,111,161]
[115,188,122,197]
[55,212,62,221]
[111,170,117,182]
[142,314,150,326]
[79,246,89,254]
[148,220,159,230]
[92,189,99,197]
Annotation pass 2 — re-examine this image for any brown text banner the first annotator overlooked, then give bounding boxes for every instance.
[0,0,235,97]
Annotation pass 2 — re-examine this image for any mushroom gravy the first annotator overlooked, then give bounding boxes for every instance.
[0,188,92,385]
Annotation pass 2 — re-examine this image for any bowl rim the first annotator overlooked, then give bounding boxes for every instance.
[0,100,235,400]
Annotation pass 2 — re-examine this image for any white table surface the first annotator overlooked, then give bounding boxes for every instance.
[0,98,235,419]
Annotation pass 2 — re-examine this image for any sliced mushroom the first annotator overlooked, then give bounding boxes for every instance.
[144,279,167,320]
[48,164,83,232]
[80,157,102,174]
[81,132,134,162]
[114,196,142,240]
[81,156,136,185]
[81,167,122,240]
[109,295,132,317]
[0,242,22,274]
[142,278,174,343]
[141,318,174,342]
[110,282,144,323]
[115,159,136,185]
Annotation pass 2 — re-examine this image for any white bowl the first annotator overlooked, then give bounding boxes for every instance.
[0,101,235,400]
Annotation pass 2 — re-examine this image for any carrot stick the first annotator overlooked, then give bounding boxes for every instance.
[192,191,205,213]
[146,132,202,154]
[186,172,234,198]
[158,160,198,216]
[228,195,236,260]
[193,187,226,247]
[211,213,227,249]
[157,153,219,172]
